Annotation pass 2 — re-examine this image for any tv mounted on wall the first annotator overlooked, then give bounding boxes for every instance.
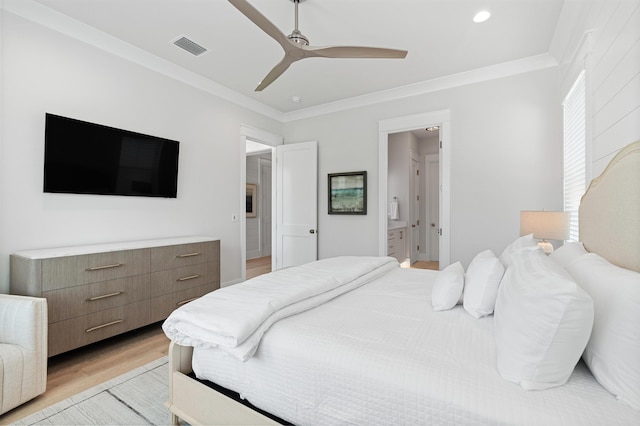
[44,113,179,198]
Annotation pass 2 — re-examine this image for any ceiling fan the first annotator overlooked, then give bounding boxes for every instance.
[228,0,408,91]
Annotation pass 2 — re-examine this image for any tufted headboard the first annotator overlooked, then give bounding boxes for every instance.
[579,140,640,273]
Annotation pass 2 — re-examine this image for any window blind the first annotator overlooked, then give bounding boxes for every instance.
[562,71,586,242]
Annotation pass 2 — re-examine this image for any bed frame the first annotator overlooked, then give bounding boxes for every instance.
[166,140,640,425]
[167,341,279,425]
[579,140,640,273]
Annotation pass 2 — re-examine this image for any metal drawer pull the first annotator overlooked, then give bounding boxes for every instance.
[177,297,199,306]
[85,319,123,333]
[177,274,200,282]
[86,263,123,271]
[177,252,200,258]
[86,291,123,302]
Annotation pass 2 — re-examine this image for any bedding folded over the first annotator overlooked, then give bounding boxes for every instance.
[162,256,398,360]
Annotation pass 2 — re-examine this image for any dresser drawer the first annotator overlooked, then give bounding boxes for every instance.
[149,262,217,297]
[11,237,220,356]
[48,300,150,356]
[42,249,150,291]
[149,283,216,323]
[151,241,218,272]
[45,274,150,323]
[387,229,405,261]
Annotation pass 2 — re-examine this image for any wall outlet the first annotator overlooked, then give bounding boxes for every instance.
[231,214,239,222]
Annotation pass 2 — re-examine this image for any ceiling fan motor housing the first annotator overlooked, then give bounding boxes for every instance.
[288,29,309,45]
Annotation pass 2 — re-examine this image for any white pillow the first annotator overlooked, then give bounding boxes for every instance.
[431,262,464,311]
[463,250,505,318]
[550,241,588,268]
[499,234,537,267]
[566,253,640,410]
[494,248,594,390]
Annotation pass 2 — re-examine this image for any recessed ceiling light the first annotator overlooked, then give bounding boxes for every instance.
[426,126,440,132]
[291,96,301,103]
[473,10,491,23]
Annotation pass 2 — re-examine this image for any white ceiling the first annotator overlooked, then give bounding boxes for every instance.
[31,0,564,114]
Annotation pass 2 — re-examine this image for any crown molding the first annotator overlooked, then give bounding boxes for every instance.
[282,53,558,122]
[3,0,558,125]
[1,0,284,122]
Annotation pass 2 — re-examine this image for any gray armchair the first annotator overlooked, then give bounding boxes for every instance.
[0,294,47,415]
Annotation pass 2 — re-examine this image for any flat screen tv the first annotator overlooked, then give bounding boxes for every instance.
[44,113,179,198]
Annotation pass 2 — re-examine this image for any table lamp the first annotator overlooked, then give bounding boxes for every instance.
[520,210,570,254]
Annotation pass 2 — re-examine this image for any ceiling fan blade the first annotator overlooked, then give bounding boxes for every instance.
[256,56,296,91]
[307,45,408,59]
[228,0,290,48]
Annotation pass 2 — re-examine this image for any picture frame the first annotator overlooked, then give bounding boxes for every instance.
[246,184,257,218]
[328,171,367,215]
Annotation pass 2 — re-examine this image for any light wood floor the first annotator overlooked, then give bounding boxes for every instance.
[412,260,440,270]
[1,256,271,423]
[247,255,271,279]
[0,322,169,424]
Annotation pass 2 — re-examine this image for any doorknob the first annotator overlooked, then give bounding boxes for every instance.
[309,229,315,234]
[431,223,436,227]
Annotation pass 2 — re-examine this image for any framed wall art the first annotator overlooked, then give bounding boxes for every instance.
[246,184,257,218]
[328,171,367,215]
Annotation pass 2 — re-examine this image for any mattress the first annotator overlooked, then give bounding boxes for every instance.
[192,268,640,425]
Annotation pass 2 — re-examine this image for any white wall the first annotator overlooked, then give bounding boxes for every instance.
[387,133,411,223]
[3,2,635,292]
[553,0,640,179]
[245,156,260,259]
[284,68,563,268]
[0,12,282,292]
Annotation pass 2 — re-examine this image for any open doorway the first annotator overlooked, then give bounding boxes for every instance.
[239,127,317,282]
[246,140,272,279]
[378,110,451,270]
[387,128,439,268]
[239,126,282,282]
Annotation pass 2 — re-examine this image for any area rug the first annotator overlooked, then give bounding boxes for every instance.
[13,356,171,425]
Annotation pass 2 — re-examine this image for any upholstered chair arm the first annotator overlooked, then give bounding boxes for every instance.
[0,294,48,414]
[0,294,47,351]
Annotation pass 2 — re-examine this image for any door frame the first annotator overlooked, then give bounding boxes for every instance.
[410,152,420,264]
[424,153,439,262]
[240,125,283,281]
[259,158,272,257]
[378,110,451,269]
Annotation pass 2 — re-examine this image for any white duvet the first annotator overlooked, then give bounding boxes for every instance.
[163,256,398,360]
[191,267,640,425]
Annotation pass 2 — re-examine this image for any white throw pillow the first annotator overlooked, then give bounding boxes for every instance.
[566,253,640,410]
[550,241,588,268]
[494,249,594,390]
[463,250,505,318]
[431,262,464,311]
[499,234,537,267]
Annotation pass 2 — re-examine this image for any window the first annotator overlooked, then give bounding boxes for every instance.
[562,71,586,242]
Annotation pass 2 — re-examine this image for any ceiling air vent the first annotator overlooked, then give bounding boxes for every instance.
[172,36,208,56]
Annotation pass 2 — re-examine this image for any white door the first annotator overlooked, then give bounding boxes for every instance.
[425,154,440,261]
[410,155,420,264]
[260,158,272,256]
[275,141,318,269]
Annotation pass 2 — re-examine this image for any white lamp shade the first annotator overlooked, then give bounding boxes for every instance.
[520,211,570,241]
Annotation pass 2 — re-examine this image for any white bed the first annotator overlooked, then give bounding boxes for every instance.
[163,140,640,425]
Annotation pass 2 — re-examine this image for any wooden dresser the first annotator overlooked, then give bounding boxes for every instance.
[10,236,220,356]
